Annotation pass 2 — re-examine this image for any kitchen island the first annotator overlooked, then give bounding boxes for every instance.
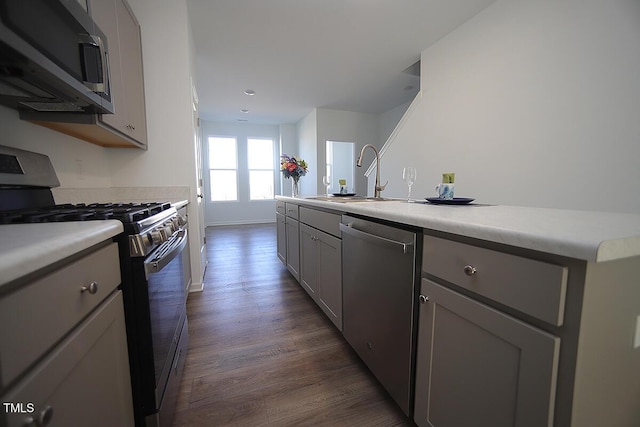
[276,196,640,263]
[276,195,640,427]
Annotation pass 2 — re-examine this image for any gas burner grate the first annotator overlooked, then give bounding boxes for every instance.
[0,202,173,224]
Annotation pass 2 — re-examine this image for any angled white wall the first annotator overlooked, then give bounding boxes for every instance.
[377,0,640,213]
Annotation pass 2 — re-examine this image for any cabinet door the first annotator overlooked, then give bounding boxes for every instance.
[285,218,300,281]
[2,291,134,427]
[299,223,319,299]
[414,279,559,427]
[88,0,125,131]
[276,212,287,265]
[317,230,342,330]
[116,0,147,143]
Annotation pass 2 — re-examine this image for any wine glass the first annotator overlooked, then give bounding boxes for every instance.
[402,167,417,202]
[322,175,330,196]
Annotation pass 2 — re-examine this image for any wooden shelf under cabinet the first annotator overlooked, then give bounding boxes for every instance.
[22,113,146,149]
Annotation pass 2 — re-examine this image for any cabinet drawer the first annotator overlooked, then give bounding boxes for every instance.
[276,200,286,215]
[285,203,299,219]
[0,243,121,388]
[299,207,341,238]
[423,235,567,326]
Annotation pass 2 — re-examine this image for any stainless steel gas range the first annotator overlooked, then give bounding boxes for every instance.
[0,145,189,427]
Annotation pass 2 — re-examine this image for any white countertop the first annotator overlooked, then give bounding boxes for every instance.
[0,220,123,288]
[277,196,640,262]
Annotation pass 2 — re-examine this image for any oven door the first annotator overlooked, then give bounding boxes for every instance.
[143,228,188,414]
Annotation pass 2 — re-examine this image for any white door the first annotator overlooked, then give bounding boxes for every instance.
[192,80,208,284]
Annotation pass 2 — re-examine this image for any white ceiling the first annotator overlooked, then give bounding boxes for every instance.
[186,0,496,125]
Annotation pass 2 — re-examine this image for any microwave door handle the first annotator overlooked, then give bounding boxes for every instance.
[144,229,188,276]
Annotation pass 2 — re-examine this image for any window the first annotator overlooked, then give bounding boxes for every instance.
[247,138,274,200]
[208,136,237,201]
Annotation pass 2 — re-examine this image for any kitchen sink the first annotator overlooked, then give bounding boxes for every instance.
[306,196,398,203]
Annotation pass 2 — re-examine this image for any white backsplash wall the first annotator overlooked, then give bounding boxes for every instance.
[0,106,113,188]
[378,0,640,214]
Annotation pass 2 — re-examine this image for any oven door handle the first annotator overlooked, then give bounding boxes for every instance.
[145,228,188,275]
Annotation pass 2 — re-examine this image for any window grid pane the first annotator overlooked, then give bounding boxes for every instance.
[249,171,274,200]
[210,170,237,201]
[209,136,238,201]
[209,137,237,169]
[247,138,274,169]
[248,138,274,200]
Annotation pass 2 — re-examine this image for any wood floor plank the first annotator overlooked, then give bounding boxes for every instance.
[171,223,414,427]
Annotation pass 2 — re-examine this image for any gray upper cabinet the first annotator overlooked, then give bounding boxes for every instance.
[22,0,147,149]
[96,0,147,146]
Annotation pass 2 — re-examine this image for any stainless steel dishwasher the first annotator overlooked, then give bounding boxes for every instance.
[340,214,421,417]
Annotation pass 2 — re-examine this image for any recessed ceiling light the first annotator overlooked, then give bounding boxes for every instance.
[240,109,249,113]
[244,89,255,96]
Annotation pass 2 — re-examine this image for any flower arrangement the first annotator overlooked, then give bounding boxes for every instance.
[280,154,308,180]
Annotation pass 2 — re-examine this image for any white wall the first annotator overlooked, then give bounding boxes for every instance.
[202,120,280,225]
[378,0,640,214]
[279,123,298,196]
[378,101,411,147]
[297,109,318,197]
[0,106,113,187]
[316,108,380,196]
[110,0,196,190]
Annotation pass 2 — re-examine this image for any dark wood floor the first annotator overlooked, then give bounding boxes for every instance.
[172,223,414,426]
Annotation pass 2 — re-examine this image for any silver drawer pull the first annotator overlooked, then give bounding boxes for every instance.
[463,265,477,276]
[39,405,54,426]
[419,294,429,304]
[80,281,99,294]
[24,405,54,426]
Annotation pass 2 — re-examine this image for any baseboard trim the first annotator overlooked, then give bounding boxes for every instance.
[206,219,276,227]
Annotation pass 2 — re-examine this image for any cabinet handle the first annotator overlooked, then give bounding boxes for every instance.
[39,405,54,426]
[80,281,99,294]
[419,294,429,304]
[463,265,477,276]
[24,405,54,426]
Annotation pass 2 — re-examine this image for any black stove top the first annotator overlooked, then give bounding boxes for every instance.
[0,202,173,224]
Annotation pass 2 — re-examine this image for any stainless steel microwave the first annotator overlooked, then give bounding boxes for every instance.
[0,0,113,114]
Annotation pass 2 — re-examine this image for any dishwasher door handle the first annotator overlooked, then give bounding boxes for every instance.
[340,222,413,254]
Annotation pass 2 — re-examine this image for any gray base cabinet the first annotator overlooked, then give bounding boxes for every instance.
[275,201,342,331]
[414,279,559,427]
[3,292,134,427]
[0,241,133,427]
[284,203,300,281]
[285,219,300,281]
[276,211,286,264]
[299,222,342,330]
